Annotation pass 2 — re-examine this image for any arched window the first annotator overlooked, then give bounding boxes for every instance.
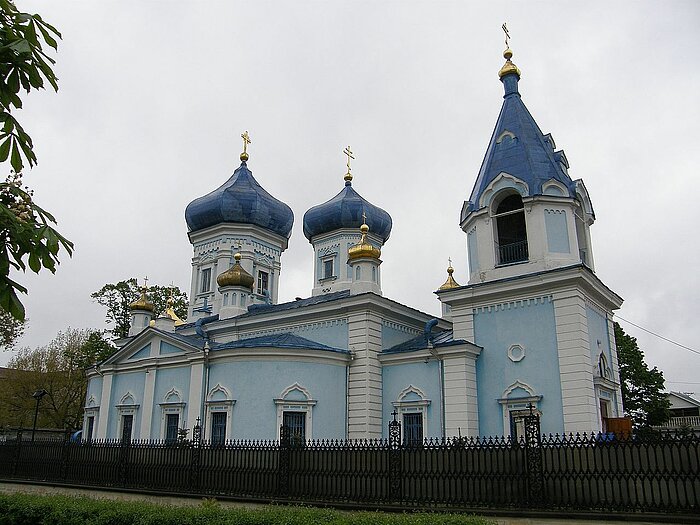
[494,193,528,265]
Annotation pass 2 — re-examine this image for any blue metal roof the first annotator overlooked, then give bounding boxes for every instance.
[464,71,576,215]
[382,330,468,353]
[303,182,392,242]
[185,161,294,238]
[212,332,348,354]
[241,290,351,318]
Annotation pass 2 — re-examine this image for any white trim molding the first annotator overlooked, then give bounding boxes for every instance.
[204,383,236,442]
[158,388,187,441]
[498,381,542,439]
[392,385,431,442]
[274,383,317,441]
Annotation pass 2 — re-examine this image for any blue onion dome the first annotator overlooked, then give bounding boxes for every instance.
[185,160,294,239]
[303,180,392,242]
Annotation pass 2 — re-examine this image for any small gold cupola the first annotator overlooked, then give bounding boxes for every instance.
[348,214,381,261]
[498,23,521,79]
[438,259,461,290]
[129,286,155,312]
[217,253,254,289]
[164,288,185,326]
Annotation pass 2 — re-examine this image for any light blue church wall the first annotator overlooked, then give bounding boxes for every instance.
[381,324,420,350]
[206,359,346,440]
[473,297,565,436]
[544,209,570,253]
[150,366,192,439]
[108,371,146,439]
[86,375,102,404]
[160,341,184,356]
[586,305,612,372]
[382,360,441,438]
[240,322,348,350]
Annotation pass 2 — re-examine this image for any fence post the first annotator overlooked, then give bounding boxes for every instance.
[118,438,130,487]
[11,429,22,477]
[278,425,290,498]
[189,418,202,492]
[524,404,544,507]
[60,429,71,481]
[388,409,402,502]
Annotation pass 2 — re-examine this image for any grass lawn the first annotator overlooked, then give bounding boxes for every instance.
[0,492,496,525]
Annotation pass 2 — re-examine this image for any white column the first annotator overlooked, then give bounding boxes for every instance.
[96,373,113,439]
[140,368,156,440]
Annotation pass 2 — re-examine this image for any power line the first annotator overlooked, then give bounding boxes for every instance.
[616,315,700,356]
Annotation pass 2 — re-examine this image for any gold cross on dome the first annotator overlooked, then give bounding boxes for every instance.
[344,146,354,169]
[241,131,251,154]
[143,275,149,288]
[362,211,367,224]
[448,257,452,267]
[502,22,510,48]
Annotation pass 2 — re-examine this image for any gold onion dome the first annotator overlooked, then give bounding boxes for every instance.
[498,46,521,79]
[217,253,254,289]
[438,264,461,291]
[348,222,381,261]
[129,288,155,312]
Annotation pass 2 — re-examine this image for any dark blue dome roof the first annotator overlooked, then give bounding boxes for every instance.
[303,181,392,242]
[185,161,294,238]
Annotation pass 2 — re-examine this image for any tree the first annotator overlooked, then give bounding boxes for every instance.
[615,322,670,429]
[91,278,188,339]
[0,306,23,349]
[0,1,72,321]
[0,328,114,430]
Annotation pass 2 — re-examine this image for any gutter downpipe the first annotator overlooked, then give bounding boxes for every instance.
[195,315,218,440]
[424,318,446,439]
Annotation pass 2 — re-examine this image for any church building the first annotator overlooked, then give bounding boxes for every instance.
[84,41,624,445]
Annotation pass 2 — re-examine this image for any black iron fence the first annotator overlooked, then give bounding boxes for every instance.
[0,421,698,515]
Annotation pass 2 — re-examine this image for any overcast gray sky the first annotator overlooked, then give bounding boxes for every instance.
[2,1,698,395]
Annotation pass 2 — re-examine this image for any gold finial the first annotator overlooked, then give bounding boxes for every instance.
[348,216,381,261]
[216,251,254,289]
[240,131,251,162]
[499,22,521,79]
[439,258,461,291]
[143,275,149,289]
[129,278,155,312]
[343,146,354,183]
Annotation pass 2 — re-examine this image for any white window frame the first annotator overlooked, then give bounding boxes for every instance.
[115,392,139,440]
[320,256,335,281]
[274,383,316,442]
[200,267,212,294]
[392,385,431,443]
[498,381,541,441]
[159,388,186,441]
[204,383,235,442]
[83,395,99,442]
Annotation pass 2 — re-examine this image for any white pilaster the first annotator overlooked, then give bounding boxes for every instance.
[187,362,204,430]
[140,368,156,440]
[553,290,599,433]
[96,373,113,439]
[607,316,624,416]
[347,311,383,439]
[442,353,479,437]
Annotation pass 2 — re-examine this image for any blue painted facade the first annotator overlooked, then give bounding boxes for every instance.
[207,360,346,440]
[151,366,191,439]
[108,371,146,438]
[473,297,565,436]
[545,209,570,253]
[382,361,442,438]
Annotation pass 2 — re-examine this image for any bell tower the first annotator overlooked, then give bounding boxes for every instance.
[438,29,623,438]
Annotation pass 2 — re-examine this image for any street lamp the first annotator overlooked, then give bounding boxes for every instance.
[31,389,47,442]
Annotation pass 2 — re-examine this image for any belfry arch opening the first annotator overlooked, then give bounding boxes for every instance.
[493,192,528,265]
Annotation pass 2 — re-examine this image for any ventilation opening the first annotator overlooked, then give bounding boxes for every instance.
[494,194,528,265]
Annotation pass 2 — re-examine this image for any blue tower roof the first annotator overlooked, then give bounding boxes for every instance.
[464,59,576,215]
[185,161,294,238]
[303,181,392,242]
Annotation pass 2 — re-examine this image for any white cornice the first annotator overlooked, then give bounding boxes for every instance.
[379,343,481,365]
[437,265,622,312]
